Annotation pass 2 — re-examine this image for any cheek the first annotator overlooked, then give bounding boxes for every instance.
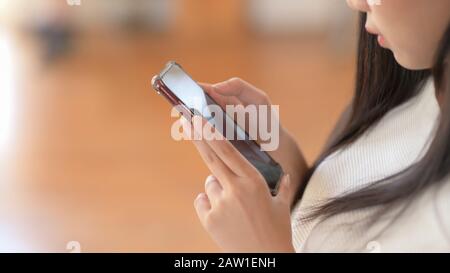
[392,33,437,70]
[371,0,446,69]
[384,21,433,69]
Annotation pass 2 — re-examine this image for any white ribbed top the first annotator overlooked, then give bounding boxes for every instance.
[291,78,450,252]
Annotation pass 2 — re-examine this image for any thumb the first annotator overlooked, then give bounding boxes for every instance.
[276,174,291,204]
[211,78,244,97]
[198,81,241,109]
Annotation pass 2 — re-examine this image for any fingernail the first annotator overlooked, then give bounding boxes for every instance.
[205,175,216,186]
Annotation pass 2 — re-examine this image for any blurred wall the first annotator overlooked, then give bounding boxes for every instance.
[1,0,354,34]
[0,0,173,31]
[248,0,354,34]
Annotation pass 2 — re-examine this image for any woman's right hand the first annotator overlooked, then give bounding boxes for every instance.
[199,78,308,207]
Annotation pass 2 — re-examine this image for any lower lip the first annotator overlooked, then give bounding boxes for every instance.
[377,35,387,47]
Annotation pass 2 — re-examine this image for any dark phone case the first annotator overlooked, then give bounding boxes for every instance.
[151,61,283,195]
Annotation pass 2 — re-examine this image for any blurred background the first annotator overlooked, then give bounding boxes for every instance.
[0,0,356,252]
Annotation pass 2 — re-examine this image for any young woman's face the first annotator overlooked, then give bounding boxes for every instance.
[347,0,450,70]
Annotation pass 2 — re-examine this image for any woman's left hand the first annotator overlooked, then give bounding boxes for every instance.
[181,116,295,253]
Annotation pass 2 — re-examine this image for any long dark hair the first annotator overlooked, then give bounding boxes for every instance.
[294,13,450,223]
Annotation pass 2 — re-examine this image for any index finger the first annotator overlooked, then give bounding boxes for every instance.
[193,115,261,180]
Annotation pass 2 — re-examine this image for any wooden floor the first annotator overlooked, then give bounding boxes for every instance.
[0,29,354,252]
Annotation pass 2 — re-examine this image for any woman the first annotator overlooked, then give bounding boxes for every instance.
[182,0,450,252]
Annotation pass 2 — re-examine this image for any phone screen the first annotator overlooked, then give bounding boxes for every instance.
[154,62,283,194]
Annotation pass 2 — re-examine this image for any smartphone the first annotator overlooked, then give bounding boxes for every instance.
[151,61,283,195]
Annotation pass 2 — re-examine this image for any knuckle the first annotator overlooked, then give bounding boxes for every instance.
[205,174,216,184]
[228,77,243,84]
[261,93,269,101]
[256,92,270,105]
[204,181,212,193]
[228,77,245,89]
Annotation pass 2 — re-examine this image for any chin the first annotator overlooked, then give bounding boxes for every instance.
[392,51,432,71]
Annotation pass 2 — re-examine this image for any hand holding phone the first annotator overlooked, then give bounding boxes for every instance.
[152,61,283,195]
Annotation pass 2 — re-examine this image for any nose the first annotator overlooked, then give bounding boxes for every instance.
[346,0,371,13]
